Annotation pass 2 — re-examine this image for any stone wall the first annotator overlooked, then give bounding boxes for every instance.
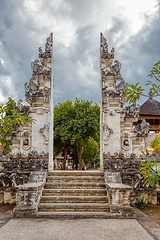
[0,153,48,204]
[104,158,158,205]
[103,158,143,173]
[1,159,48,173]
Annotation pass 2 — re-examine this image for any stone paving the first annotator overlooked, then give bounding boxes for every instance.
[0,218,156,240]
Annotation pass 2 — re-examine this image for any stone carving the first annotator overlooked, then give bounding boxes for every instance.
[9,151,49,160]
[16,100,30,116]
[39,122,50,144]
[39,34,53,59]
[133,118,150,137]
[0,173,11,186]
[24,33,53,110]
[124,104,140,119]
[9,152,27,159]
[100,33,149,166]
[28,151,49,159]
[100,33,114,59]
[31,60,43,79]
[103,152,142,160]
[114,151,120,158]
[100,33,125,87]
[103,151,125,159]
[121,132,131,151]
[116,78,127,91]
[25,85,51,105]
[103,152,111,159]
[22,131,30,150]
[103,89,124,98]
[10,173,23,187]
[102,123,113,145]
[17,99,24,111]
[29,78,39,91]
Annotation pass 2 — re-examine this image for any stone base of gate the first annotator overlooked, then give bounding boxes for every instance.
[104,171,136,218]
[12,172,47,218]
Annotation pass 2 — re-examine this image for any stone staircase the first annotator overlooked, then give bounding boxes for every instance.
[36,171,111,219]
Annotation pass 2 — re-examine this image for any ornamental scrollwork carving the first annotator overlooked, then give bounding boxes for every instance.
[39,33,53,59]
[133,118,150,137]
[103,89,124,98]
[102,123,113,145]
[123,104,140,119]
[39,122,50,144]
[100,33,115,59]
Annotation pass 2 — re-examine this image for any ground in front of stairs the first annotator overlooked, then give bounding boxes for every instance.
[140,205,160,225]
[0,204,15,227]
[0,204,160,239]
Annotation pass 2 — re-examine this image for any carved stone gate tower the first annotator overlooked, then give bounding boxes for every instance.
[100,33,149,170]
[11,33,54,170]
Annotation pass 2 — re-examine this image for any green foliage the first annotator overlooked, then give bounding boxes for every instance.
[148,61,160,82]
[150,134,160,149]
[54,100,75,169]
[82,137,99,167]
[54,98,100,170]
[135,195,146,209]
[123,83,144,104]
[140,159,160,188]
[141,148,149,155]
[141,134,160,155]
[123,61,160,103]
[0,97,32,154]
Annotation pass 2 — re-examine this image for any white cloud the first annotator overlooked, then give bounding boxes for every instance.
[0,58,4,66]
[116,0,158,33]
[0,0,159,105]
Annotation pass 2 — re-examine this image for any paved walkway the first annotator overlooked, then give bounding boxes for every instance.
[0,218,156,240]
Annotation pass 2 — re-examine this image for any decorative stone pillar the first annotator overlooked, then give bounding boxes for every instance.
[11,33,54,170]
[100,33,126,170]
[100,33,149,170]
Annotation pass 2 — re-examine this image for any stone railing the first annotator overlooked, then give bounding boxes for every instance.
[12,171,47,217]
[105,172,136,218]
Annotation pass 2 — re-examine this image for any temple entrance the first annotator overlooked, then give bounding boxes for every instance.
[10,33,148,172]
[8,33,149,219]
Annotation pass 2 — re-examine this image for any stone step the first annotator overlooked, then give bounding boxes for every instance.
[44,182,106,189]
[46,176,104,183]
[42,188,107,196]
[38,203,110,212]
[48,171,104,177]
[36,211,112,219]
[40,195,108,203]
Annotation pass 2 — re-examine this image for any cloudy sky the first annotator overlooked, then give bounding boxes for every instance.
[0,0,160,106]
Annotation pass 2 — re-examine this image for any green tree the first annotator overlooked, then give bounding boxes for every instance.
[54,99,100,170]
[70,99,100,170]
[82,137,99,168]
[54,100,75,170]
[0,98,32,154]
[123,61,160,104]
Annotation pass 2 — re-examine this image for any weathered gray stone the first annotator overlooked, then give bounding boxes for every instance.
[13,172,47,217]
[104,171,135,218]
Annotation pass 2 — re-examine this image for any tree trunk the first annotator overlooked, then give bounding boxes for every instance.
[63,146,67,170]
[78,139,82,170]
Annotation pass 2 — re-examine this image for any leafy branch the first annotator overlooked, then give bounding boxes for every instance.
[123,61,160,104]
[140,159,160,187]
[0,97,33,154]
